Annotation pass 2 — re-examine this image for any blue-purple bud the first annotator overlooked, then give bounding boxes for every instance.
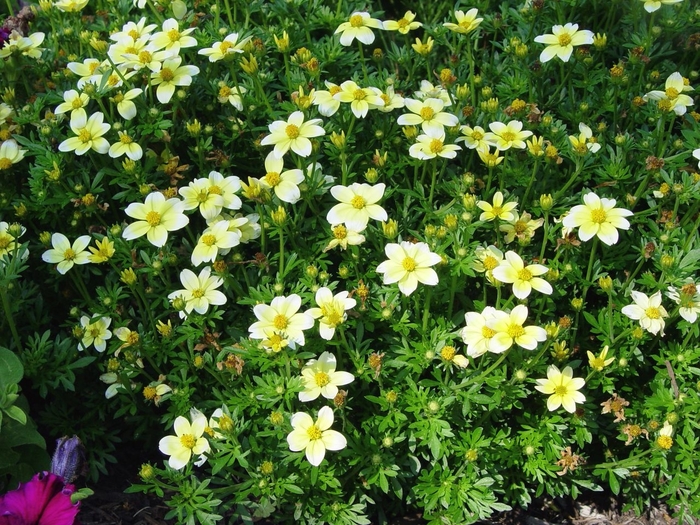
[50,435,85,484]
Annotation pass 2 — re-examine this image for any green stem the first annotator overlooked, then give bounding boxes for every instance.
[553,159,583,201]
[521,159,540,207]
[278,225,285,276]
[0,287,21,352]
[422,287,433,333]
[358,42,368,83]
[453,348,511,391]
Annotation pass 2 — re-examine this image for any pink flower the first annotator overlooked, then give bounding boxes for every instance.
[0,471,80,525]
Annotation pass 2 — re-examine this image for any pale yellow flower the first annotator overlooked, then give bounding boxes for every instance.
[443,9,483,34]
[383,11,422,34]
[397,97,458,134]
[492,251,552,300]
[643,72,694,116]
[198,32,251,62]
[158,412,210,470]
[334,12,383,46]
[287,406,346,466]
[562,192,632,246]
[123,192,189,247]
[58,110,111,155]
[249,294,314,349]
[0,140,27,169]
[534,23,594,62]
[477,191,517,222]
[333,80,384,118]
[376,241,441,296]
[587,345,615,372]
[642,0,682,12]
[168,267,227,319]
[42,233,91,274]
[260,111,325,158]
[298,352,354,401]
[79,316,112,352]
[484,120,532,151]
[621,291,668,336]
[307,288,356,340]
[535,365,586,413]
[456,125,490,153]
[326,183,387,231]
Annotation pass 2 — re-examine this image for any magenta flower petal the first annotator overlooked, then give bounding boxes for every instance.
[0,472,80,525]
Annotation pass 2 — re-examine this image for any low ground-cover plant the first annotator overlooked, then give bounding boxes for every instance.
[1,0,700,523]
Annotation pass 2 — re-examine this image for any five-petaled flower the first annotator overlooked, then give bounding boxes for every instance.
[621,290,668,335]
[298,351,355,402]
[168,267,227,318]
[79,315,112,352]
[261,111,325,158]
[376,241,442,296]
[249,294,314,350]
[307,287,356,340]
[334,12,383,46]
[667,281,700,323]
[562,192,633,246]
[484,120,533,151]
[587,345,615,372]
[333,80,385,118]
[643,72,694,116]
[535,365,586,413]
[58,109,111,155]
[383,11,422,34]
[287,406,347,466]
[123,192,189,247]
[158,411,211,470]
[42,233,92,274]
[397,97,458,134]
[534,23,594,62]
[492,251,552,300]
[443,8,483,34]
[326,183,388,231]
[477,191,518,222]
[0,139,27,169]
[149,56,200,104]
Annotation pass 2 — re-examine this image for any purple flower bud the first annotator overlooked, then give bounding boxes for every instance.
[50,436,85,484]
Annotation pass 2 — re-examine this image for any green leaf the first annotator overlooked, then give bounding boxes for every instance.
[4,405,26,425]
[608,470,620,495]
[0,347,23,388]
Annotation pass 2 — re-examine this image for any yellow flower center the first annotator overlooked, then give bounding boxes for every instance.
[590,357,605,369]
[78,129,92,143]
[590,208,607,224]
[481,326,496,338]
[324,309,343,326]
[429,139,444,153]
[657,435,673,450]
[645,307,661,319]
[196,190,210,203]
[353,89,367,101]
[554,385,569,396]
[219,40,233,53]
[490,205,503,217]
[146,211,161,227]
[160,67,174,82]
[402,257,417,272]
[285,124,300,138]
[514,220,527,233]
[0,159,12,170]
[517,268,532,281]
[219,86,232,98]
[333,225,347,239]
[420,107,435,120]
[380,94,391,105]
[507,324,525,338]
[108,74,120,86]
[458,20,472,29]
[128,29,139,40]
[167,28,181,42]
[665,87,679,99]
[265,172,281,187]
[307,425,323,440]
[501,131,516,142]
[330,86,342,96]
[397,18,409,28]
[139,50,152,63]
[113,93,124,103]
[71,98,83,109]
[125,46,138,55]
[349,14,364,27]
[89,326,101,337]
[191,288,205,298]
[0,235,10,249]
[274,314,288,330]
[472,130,484,140]
[201,234,217,246]
[179,434,196,449]
[209,185,222,195]
[350,195,366,209]
[483,255,499,271]
[143,386,156,399]
[63,248,76,261]
[557,33,572,46]
[441,346,456,360]
[120,134,133,144]
[127,331,139,345]
[88,62,100,74]
[314,371,331,387]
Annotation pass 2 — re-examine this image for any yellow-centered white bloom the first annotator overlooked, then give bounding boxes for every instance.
[307,288,356,340]
[484,120,533,151]
[334,12,383,46]
[383,11,422,33]
[42,233,91,274]
[376,241,442,296]
[641,0,682,12]
[568,123,601,154]
[287,407,346,468]
[312,81,342,117]
[455,125,490,153]
[587,345,615,372]
[260,152,305,204]
[693,148,700,170]
[461,307,502,357]
[376,86,405,113]
[643,72,694,116]
[179,171,242,219]
[409,128,461,160]
[477,191,518,222]
[298,351,354,401]
[109,130,143,160]
[79,316,112,352]
[333,80,385,118]
[478,148,504,168]
[0,31,44,59]
[123,192,189,247]
[439,345,469,368]
[54,0,88,12]
[150,56,200,104]
[191,221,240,266]
[535,365,586,413]
[58,110,111,155]
[621,290,668,336]
[499,211,544,244]
[249,294,314,349]
[490,305,547,351]
[108,34,150,66]
[0,140,27,169]
[198,32,251,62]
[109,17,157,43]
[443,8,483,34]
[0,222,26,261]
[415,80,452,107]
[168,267,227,319]
[150,18,197,52]
[66,58,105,88]
[55,90,90,115]
[667,282,700,323]
[121,45,174,72]
[218,83,247,110]
[472,245,504,283]
[562,192,633,246]
[260,111,325,158]
[112,88,143,120]
[534,23,594,62]
[398,97,458,134]
[158,412,210,470]
[492,251,552,300]
[327,183,387,232]
[323,224,366,252]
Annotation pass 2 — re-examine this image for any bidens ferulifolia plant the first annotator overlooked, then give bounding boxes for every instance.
[1,0,700,523]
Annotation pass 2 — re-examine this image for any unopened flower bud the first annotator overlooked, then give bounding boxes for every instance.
[382,219,398,239]
[140,464,156,481]
[539,194,554,211]
[599,275,613,292]
[50,436,84,484]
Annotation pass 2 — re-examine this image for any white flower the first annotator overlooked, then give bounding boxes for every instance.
[191,221,240,266]
[113,88,143,120]
[307,287,356,340]
[492,251,552,300]
[0,140,27,169]
[535,365,586,413]
[334,12,383,46]
[287,406,346,466]
[260,111,325,158]
[621,290,669,335]
[376,241,442,296]
[569,123,601,154]
[483,120,533,151]
[168,267,227,318]
[693,148,700,170]
[477,191,518,222]
[179,171,242,219]
[455,125,490,153]
[414,80,451,107]
[667,282,700,323]
[642,0,682,13]
[461,307,502,357]
[158,412,210,470]
[534,23,594,62]
[109,131,143,160]
[42,233,91,274]
[490,305,547,351]
[326,183,387,231]
[58,110,111,155]
[643,72,694,116]
[249,294,314,350]
[562,192,633,246]
[443,8,483,34]
[397,98,458,134]
[79,316,112,352]
[55,90,90,115]
[298,352,354,401]
[260,152,304,204]
[312,81,342,117]
[323,224,366,252]
[150,18,197,51]
[150,56,199,104]
[123,192,189,247]
[198,32,251,62]
[333,81,384,118]
[409,128,461,160]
